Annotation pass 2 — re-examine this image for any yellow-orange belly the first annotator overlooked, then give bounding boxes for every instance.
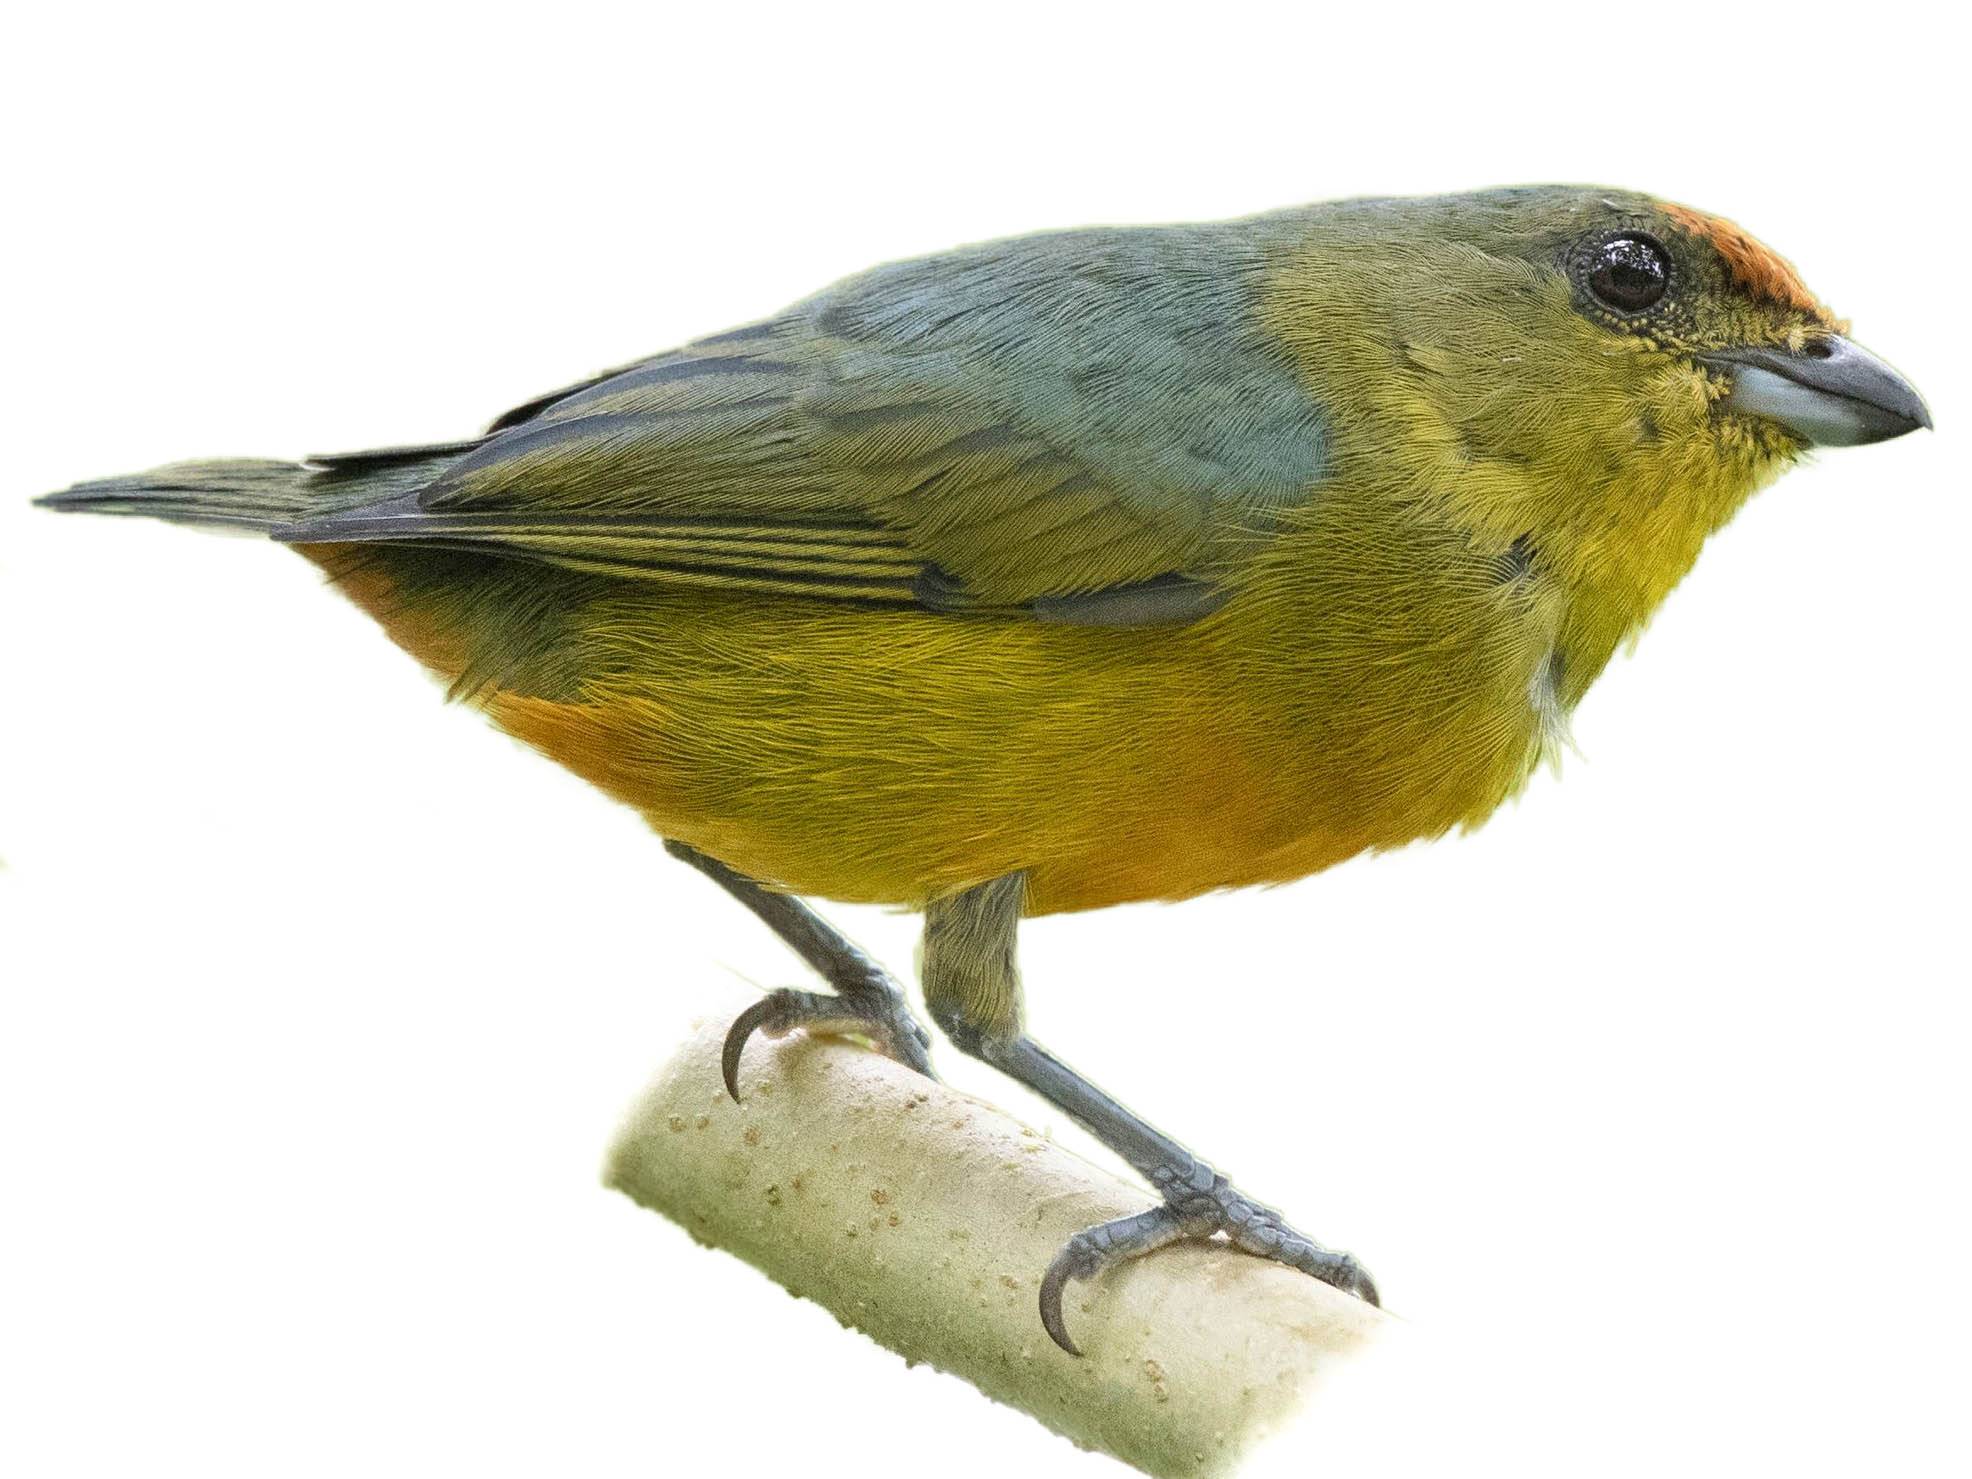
[303,535,1554,916]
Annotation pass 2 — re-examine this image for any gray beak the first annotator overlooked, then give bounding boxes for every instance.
[1700,335,1931,446]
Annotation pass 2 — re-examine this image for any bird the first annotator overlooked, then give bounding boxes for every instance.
[39,185,1930,1354]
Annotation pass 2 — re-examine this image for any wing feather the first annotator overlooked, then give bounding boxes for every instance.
[279,217,1330,623]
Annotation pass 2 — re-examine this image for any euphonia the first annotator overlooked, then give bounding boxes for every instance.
[40,185,1930,1353]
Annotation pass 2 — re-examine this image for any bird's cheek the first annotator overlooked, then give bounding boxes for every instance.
[1624,365,1721,453]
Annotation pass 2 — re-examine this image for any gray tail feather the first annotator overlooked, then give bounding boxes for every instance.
[38,459,317,532]
[37,444,474,533]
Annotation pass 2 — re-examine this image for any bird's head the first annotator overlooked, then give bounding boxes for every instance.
[1262,185,1930,692]
[1550,189,1927,447]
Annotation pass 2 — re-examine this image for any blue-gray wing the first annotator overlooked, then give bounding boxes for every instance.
[281,220,1329,625]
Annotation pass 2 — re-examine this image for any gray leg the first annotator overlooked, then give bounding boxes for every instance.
[664,840,933,1097]
[922,872,1377,1356]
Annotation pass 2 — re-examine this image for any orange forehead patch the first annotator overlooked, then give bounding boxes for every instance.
[1661,203,1832,322]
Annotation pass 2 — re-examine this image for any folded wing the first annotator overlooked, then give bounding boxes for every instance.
[279,221,1330,625]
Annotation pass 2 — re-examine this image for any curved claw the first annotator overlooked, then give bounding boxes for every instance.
[891,1015,936,1078]
[720,995,783,1102]
[1038,1206,1194,1356]
[1038,1238,1100,1356]
[1334,1258,1380,1308]
[1037,1194,1378,1356]
[720,988,937,1101]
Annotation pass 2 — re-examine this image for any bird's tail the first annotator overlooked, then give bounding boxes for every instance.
[37,459,318,531]
[37,445,472,532]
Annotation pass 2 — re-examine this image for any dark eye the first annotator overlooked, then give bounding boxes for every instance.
[1586,234,1669,313]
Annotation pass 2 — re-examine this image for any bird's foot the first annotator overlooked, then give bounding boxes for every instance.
[721,984,935,1100]
[1039,1162,1377,1355]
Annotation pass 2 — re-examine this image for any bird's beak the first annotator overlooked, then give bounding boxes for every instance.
[1699,335,1931,446]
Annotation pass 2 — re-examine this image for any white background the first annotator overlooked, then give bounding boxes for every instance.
[2,4,1964,1475]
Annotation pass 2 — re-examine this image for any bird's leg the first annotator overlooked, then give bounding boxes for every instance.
[921,873,1377,1356]
[663,839,934,1098]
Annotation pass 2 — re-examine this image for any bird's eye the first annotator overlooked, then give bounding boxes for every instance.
[1586,234,1669,313]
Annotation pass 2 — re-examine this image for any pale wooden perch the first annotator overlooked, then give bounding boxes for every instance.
[603,997,1391,1478]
